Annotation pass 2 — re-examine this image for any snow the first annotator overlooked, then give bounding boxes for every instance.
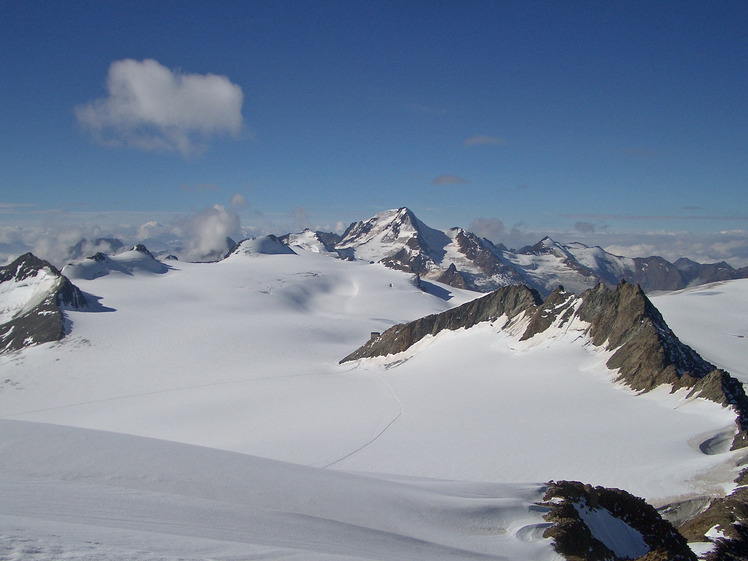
[0,267,57,323]
[0,420,557,561]
[62,247,170,279]
[286,229,335,254]
[564,242,634,282]
[2,249,748,559]
[652,279,748,383]
[573,502,649,559]
[229,235,296,256]
[505,248,596,295]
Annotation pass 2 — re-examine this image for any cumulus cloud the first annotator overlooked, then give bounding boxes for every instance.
[76,59,244,156]
[464,135,505,146]
[174,204,241,261]
[432,174,468,186]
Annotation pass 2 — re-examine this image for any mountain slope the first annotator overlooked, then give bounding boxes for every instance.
[1,246,746,559]
[332,207,748,297]
[0,253,86,353]
[343,280,748,449]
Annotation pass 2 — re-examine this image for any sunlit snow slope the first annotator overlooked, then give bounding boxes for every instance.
[652,279,748,384]
[1,248,746,560]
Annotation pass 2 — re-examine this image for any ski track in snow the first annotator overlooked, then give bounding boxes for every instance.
[323,372,404,469]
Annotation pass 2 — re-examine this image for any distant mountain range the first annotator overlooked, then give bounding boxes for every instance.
[285,207,748,296]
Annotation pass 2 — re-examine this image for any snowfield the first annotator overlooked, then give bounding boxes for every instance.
[652,279,748,384]
[1,248,747,559]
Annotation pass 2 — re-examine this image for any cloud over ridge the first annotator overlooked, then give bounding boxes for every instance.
[76,59,244,156]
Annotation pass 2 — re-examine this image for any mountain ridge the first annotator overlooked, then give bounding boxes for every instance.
[342,279,748,450]
[321,207,748,296]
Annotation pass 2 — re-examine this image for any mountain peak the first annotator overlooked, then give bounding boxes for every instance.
[1,252,86,353]
[0,252,62,283]
[227,235,296,258]
[133,243,156,258]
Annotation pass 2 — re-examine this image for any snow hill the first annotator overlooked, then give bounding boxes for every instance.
[62,244,171,280]
[2,242,748,559]
[328,207,748,296]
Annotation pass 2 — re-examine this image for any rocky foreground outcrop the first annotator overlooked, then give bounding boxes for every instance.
[342,280,748,450]
[0,253,86,353]
[542,481,696,561]
[543,481,697,561]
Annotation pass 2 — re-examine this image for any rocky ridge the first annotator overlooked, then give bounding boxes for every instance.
[0,253,86,353]
[342,280,748,449]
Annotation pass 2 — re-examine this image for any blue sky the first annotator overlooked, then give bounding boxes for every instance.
[2,1,748,264]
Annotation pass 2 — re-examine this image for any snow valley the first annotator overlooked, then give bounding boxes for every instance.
[1,208,748,560]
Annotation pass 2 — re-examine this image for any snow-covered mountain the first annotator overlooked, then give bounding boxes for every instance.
[62,244,171,280]
[334,207,527,292]
[3,236,748,558]
[0,253,86,352]
[329,207,748,296]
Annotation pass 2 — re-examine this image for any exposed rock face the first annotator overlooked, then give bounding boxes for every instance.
[433,263,468,289]
[542,481,697,561]
[337,207,450,276]
[342,279,748,448]
[674,258,748,286]
[340,285,542,362]
[0,253,86,353]
[628,256,686,292]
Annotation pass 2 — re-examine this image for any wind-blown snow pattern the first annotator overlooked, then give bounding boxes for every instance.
[1,242,747,559]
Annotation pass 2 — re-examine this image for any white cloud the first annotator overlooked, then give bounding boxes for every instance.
[174,205,241,261]
[230,193,248,208]
[76,59,244,156]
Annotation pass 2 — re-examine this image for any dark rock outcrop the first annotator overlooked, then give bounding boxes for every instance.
[674,258,748,287]
[433,263,469,290]
[542,480,697,561]
[0,253,86,353]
